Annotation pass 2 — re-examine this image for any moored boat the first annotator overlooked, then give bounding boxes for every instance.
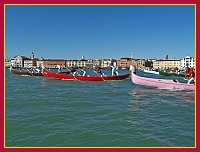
[10,68,43,76]
[144,69,159,75]
[42,69,130,81]
[159,71,187,77]
[131,67,194,90]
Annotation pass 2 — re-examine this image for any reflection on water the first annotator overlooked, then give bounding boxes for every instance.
[41,78,63,85]
[129,87,194,103]
[127,87,194,146]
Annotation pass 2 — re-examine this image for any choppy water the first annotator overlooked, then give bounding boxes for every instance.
[5,68,195,147]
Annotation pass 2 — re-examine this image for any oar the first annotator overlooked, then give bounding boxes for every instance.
[183,75,189,80]
[26,68,33,76]
[93,70,100,76]
[66,67,77,80]
[32,68,38,74]
[183,77,188,80]
[93,70,104,81]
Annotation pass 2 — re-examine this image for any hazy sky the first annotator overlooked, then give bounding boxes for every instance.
[6,5,195,60]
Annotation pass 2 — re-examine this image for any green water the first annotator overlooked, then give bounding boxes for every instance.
[5,68,195,147]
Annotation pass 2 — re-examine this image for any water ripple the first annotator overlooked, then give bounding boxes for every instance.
[5,69,194,147]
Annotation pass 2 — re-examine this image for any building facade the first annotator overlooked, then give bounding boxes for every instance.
[180,56,195,69]
[5,60,11,68]
[100,58,117,68]
[24,59,37,68]
[66,59,87,67]
[153,59,181,70]
[117,58,131,69]
[92,59,101,68]
[10,55,30,67]
[131,59,147,70]
[135,59,146,70]
[85,59,94,69]
[37,60,44,68]
[43,59,66,68]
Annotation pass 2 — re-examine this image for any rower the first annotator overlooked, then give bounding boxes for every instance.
[110,63,119,76]
[57,65,62,73]
[35,68,41,73]
[75,67,86,76]
[66,66,76,75]
[185,67,195,84]
[95,67,105,76]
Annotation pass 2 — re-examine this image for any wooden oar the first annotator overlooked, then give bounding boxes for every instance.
[93,70,104,81]
[26,68,33,76]
[66,67,77,80]
[183,78,188,80]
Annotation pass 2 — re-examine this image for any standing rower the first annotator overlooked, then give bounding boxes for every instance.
[110,63,119,76]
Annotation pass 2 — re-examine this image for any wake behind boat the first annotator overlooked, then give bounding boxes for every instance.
[131,66,194,91]
[42,69,130,81]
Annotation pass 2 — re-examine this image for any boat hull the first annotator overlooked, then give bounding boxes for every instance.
[42,69,130,81]
[131,72,194,90]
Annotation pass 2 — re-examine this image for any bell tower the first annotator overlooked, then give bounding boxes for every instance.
[165,55,168,60]
[31,52,34,59]
[81,54,85,60]
[132,51,134,59]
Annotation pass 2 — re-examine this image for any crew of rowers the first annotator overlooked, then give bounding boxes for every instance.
[11,66,42,74]
[57,63,119,77]
[57,64,195,84]
[93,63,119,76]
[164,67,195,84]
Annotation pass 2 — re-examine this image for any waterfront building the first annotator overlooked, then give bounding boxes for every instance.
[43,59,66,68]
[92,59,101,68]
[37,60,44,68]
[100,58,116,68]
[66,54,88,68]
[153,59,181,70]
[5,60,11,68]
[10,55,30,67]
[117,58,131,69]
[66,59,87,67]
[131,59,146,70]
[130,51,148,70]
[145,59,156,69]
[85,59,93,69]
[24,59,37,68]
[24,52,38,68]
[180,56,195,69]
[101,59,111,68]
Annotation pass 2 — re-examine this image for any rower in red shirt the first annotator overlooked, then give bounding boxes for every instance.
[185,67,195,84]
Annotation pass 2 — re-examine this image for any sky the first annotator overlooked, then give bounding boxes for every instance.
[5,5,195,60]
